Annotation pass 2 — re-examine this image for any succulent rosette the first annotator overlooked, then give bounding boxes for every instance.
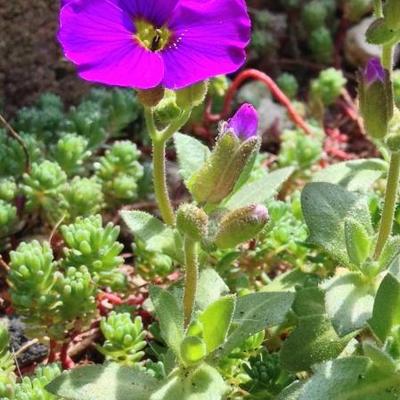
[59,0,251,89]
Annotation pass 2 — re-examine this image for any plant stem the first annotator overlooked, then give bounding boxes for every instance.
[382,45,394,73]
[183,237,199,327]
[152,138,176,226]
[374,0,383,17]
[145,108,191,226]
[375,151,400,258]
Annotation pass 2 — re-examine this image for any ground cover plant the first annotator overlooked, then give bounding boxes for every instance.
[2,0,400,399]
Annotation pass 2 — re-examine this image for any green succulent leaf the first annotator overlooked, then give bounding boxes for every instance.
[46,363,159,400]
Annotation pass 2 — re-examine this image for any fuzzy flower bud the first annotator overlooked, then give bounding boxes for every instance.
[359,58,394,139]
[214,204,269,249]
[176,204,208,242]
[188,104,260,205]
[384,0,400,30]
[175,81,209,109]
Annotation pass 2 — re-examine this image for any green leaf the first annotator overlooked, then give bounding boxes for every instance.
[312,159,387,192]
[292,287,325,317]
[174,133,210,182]
[296,357,400,400]
[199,296,236,354]
[263,268,318,293]
[46,363,159,400]
[276,382,304,400]
[379,236,400,272]
[369,272,400,342]
[280,314,355,372]
[224,167,294,210]
[150,364,228,400]
[149,286,184,357]
[363,342,396,373]
[301,183,372,267]
[322,272,375,336]
[215,292,294,359]
[344,218,371,267]
[120,210,176,257]
[195,269,229,311]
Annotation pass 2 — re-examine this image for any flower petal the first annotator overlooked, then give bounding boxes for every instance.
[227,104,259,140]
[162,0,251,89]
[59,0,164,88]
[117,0,179,27]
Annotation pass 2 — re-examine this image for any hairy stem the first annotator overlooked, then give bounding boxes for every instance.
[152,138,176,226]
[374,0,383,17]
[375,151,400,258]
[183,237,199,327]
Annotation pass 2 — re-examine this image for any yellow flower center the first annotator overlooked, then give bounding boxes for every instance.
[134,19,171,52]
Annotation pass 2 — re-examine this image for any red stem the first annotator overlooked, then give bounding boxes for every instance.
[60,342,75,370]
[206,69,312,135]
[47,339,58,363]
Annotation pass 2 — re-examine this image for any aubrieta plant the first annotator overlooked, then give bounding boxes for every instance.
[1,0,399,399]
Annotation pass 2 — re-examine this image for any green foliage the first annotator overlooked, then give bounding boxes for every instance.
[302,1,327,30]
[63,177,104,221]
[0,179,17,203]
[97,312,147,367]
[51,133,91,176]
[310,68,347,106]
[61,215,124,288]
[14,364,61,400]
[278,129,323,171]
[0,200,17,239]
[0,131,43,178]
[13,93,64,143]
[46,363,159,400]
[308,26,333,63]
[95,141,144,203]
[276,73,299,99]
[0,325,15,399]
[55,266,96,322]
[242,351,294,399]
[9,241,60,337]
[22,160,67,222]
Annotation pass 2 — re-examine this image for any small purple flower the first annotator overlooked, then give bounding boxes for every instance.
[226,104,259,140]
[58,0,251,90]
[364,57,385,85]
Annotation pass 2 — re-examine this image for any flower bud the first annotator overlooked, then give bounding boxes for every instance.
[188,104,260,205]
[359,58,394,139]
[137,87,165,108]
[175,81,209,109]
[384,0,400,31]
[366,18,398,45]
[176,203,208,241]
[214,204,269,249]
[180,336,207,366]
[154,90,181,124]
[386,132,400,153]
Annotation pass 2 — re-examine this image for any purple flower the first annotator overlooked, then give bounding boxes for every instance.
[226,103,259,140]
[364,57,385,85]
[58,0,251,90]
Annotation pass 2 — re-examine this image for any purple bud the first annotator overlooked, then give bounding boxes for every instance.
[252,204,269,221]
[364,57,385,85]
[226,104,259,141]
